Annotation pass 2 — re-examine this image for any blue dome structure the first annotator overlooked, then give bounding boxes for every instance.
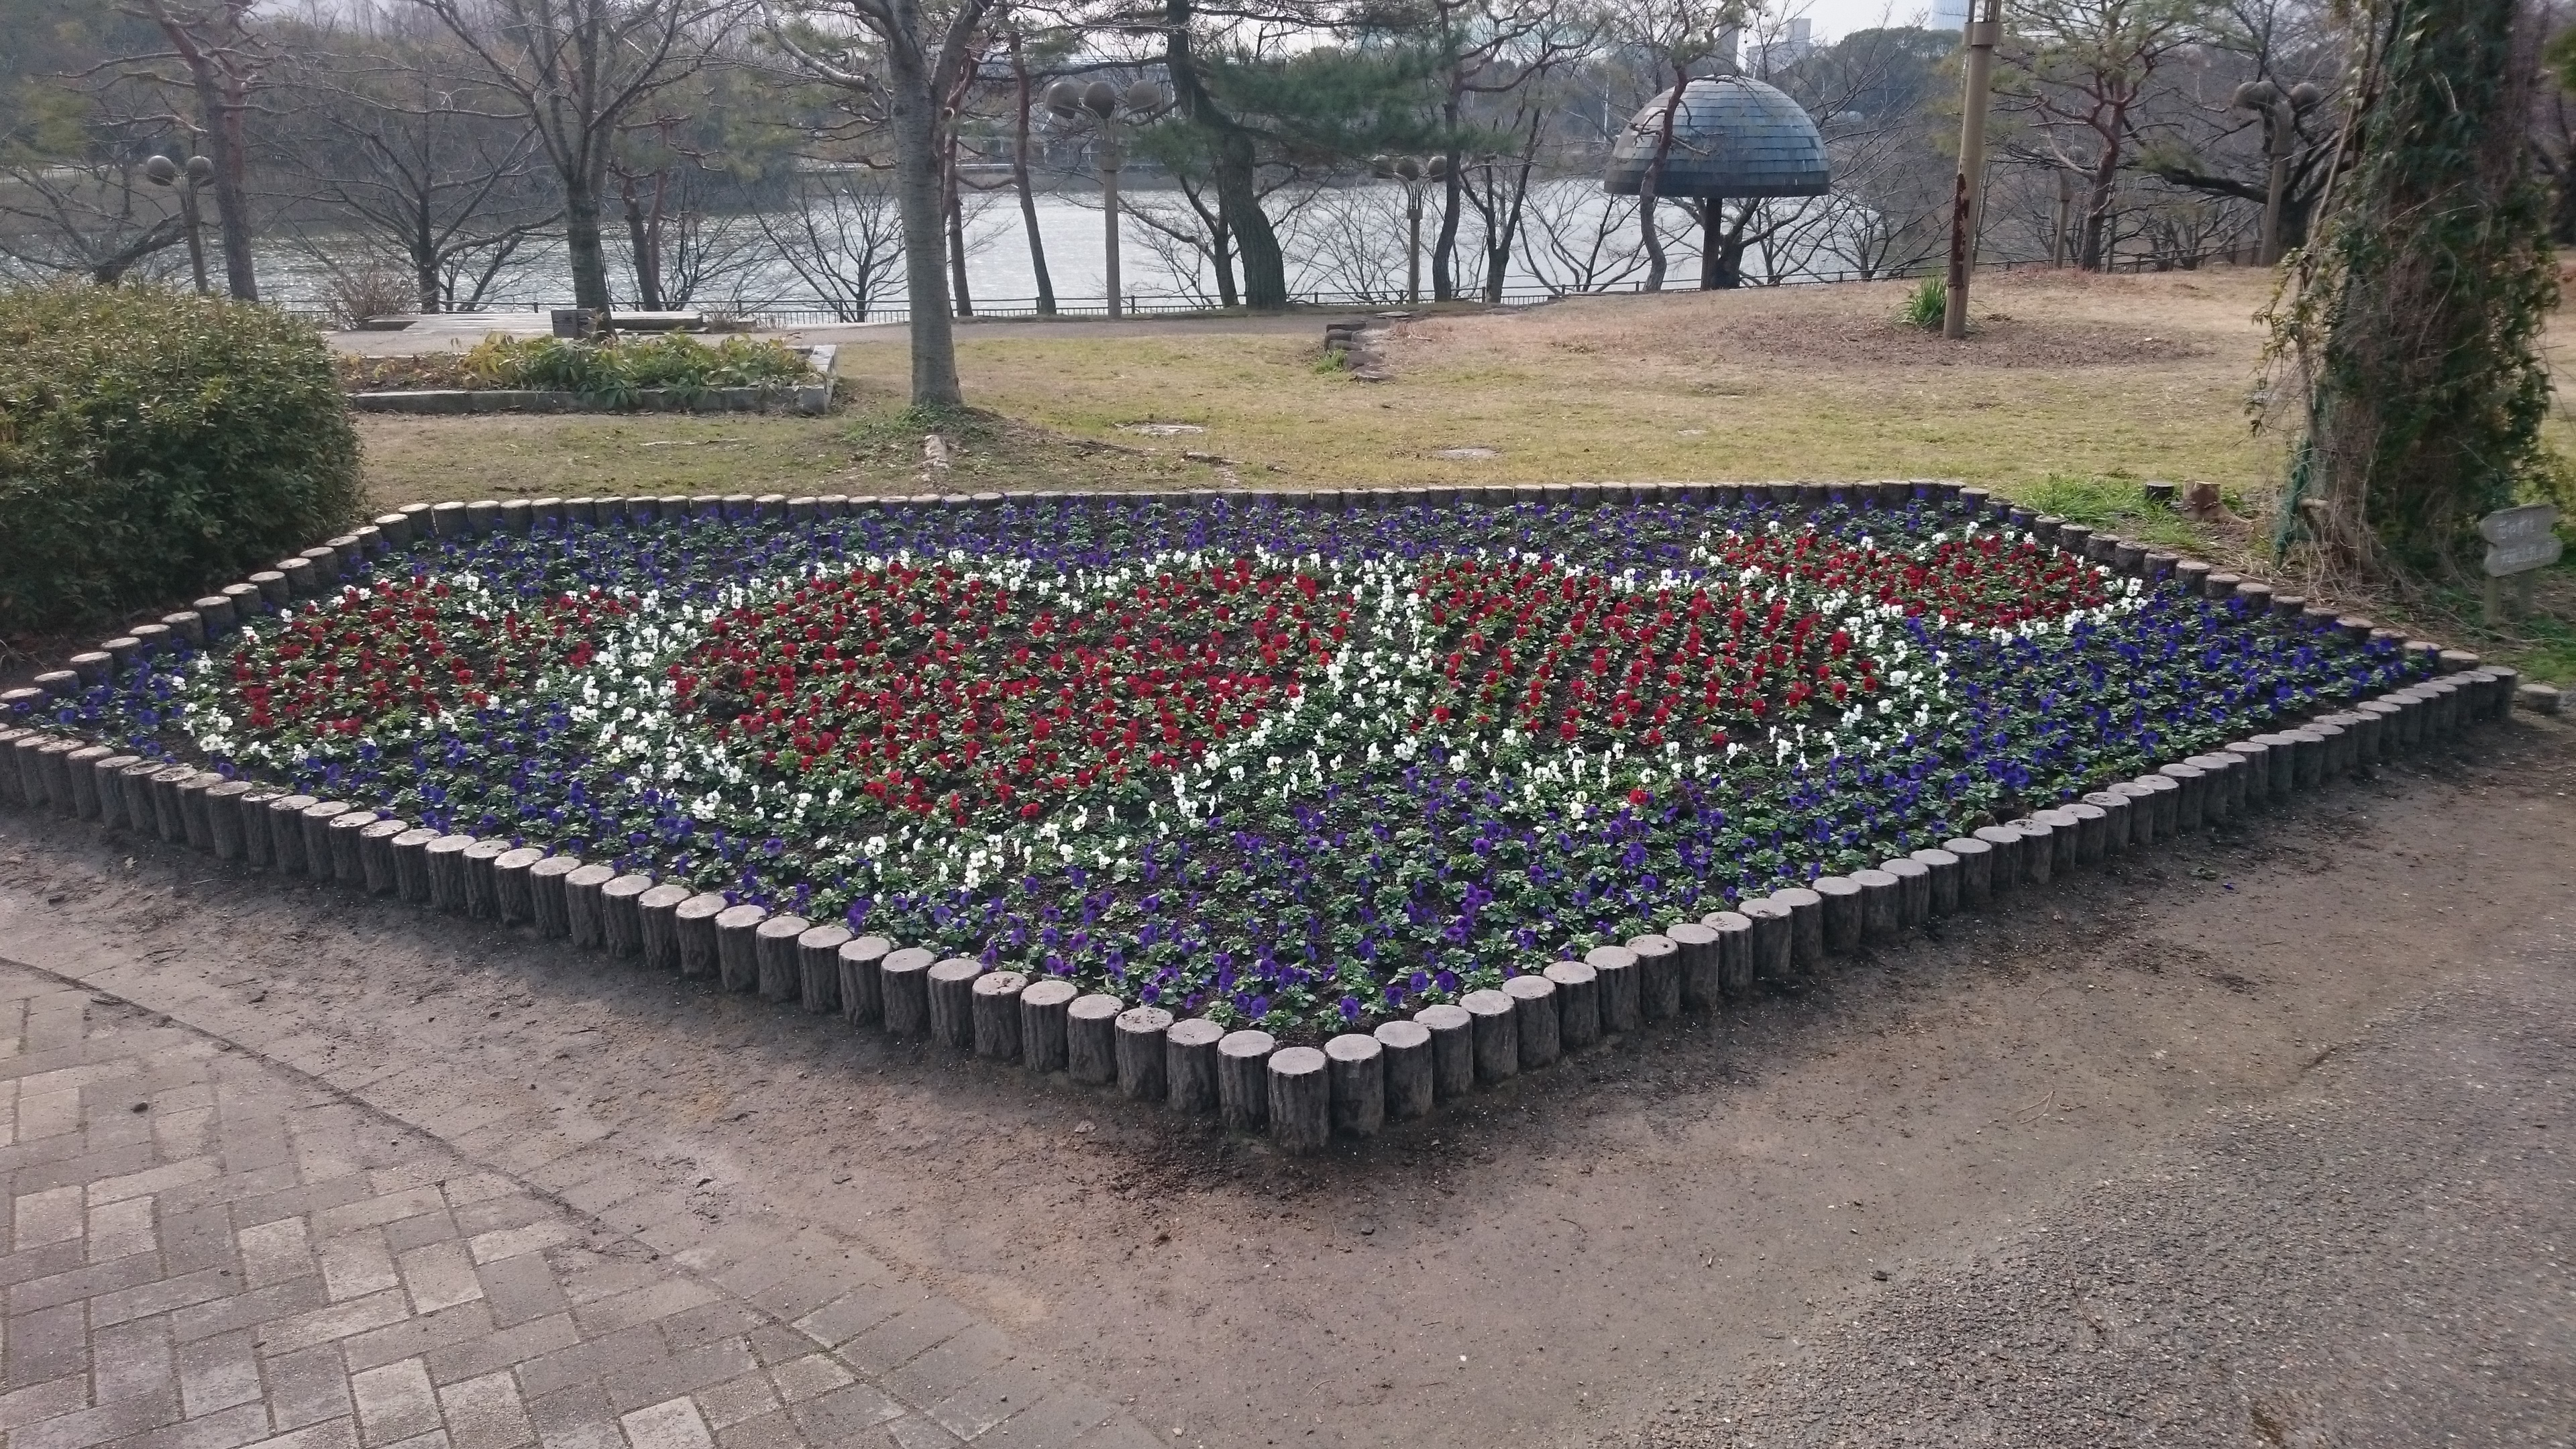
[1603,76,1831,199]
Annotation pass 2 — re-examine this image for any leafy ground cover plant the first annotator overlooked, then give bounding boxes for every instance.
[16,492,2424,1040]
[339,333,818,404]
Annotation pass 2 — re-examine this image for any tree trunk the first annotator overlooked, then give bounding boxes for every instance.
[945,125,974,317]
[189,65,258,301]
[1216,131,1285,307]
[1431,97,1461,301]
[1640,72,1687,293]
[621,174,665,311]
[1010,34,1055,316]
[890,69,963,407]
[1212,210,1238,307]
[2078,152,2117,270]
[565,176,615,316]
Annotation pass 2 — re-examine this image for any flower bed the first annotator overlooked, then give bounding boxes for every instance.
[9,488,2432,1041]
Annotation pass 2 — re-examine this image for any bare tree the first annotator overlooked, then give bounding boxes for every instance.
[1994,0,2207,269]
[753,167,906,318]
[407,0,746,317]
[118,0,270,299]
[765,0,998,405]
[0,156,192,285]
[270,21,561,312]
[1609,0,1746,290]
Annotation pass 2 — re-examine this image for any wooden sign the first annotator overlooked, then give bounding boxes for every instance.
[2478,503,2560,623]
[2479,503,2562,577]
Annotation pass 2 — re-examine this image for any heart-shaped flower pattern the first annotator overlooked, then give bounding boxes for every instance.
[669,555,1345,827]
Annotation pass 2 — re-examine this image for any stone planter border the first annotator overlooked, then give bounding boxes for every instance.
[0,478,2541,1152]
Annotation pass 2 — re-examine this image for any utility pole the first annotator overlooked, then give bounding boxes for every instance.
[1943,0,2000,339]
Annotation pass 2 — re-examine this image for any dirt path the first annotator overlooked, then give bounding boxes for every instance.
[3,715,2570,1448]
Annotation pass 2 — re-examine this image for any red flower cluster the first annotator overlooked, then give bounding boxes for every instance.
[1699,527,2111,627]
[673,558,1344,824]
[1413,558,1878,747]
[229,580,628,737]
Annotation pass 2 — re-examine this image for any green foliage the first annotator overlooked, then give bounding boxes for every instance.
[457,333,818,408]
[1901,275,1947,330]
[2269,0,2557,577]
[0,286,362,637]
[2017,472,2208,550]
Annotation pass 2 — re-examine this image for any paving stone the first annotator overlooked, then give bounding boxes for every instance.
[352,1357,443,1446]
[620,1397,716,1449]
[0,951,1147,1449]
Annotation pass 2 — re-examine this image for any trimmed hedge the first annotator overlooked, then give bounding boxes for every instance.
[0,286,362,636]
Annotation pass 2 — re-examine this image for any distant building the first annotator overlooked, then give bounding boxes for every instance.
[1753,17,1815,73]
[1930,0,1971,32]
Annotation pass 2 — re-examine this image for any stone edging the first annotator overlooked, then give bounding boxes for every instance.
[0,479,2546,1154]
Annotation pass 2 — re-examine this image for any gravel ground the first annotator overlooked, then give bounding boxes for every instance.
[1624,938,2576,1449]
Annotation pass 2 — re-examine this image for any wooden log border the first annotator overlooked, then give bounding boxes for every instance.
[0,480,2539,1152]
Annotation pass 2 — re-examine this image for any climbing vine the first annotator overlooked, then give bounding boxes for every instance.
[2261,0,2557,582]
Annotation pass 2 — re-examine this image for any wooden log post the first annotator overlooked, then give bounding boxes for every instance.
[1585,945,1642,1032]
[639,884,692,971]
[1267,1046,1331,1153]
[360,818,408,895]
[1543,961,1601,1049]
[2011,817,2055,885]
[1814,876,1863,953]
[205,780,251,857]
[1664,922,1720,1010]
[1878,858,1929,928]
[796,923,851,1013]
[327,811,378,885]
[1628,934,1680,1020]
[1415,1004,1475,1100]
[1066,994,1121,1082]
[2082,792,2131,853]
[425,835,475,913]
[263,793,315,867]
[1852,867,1900,940]
[838,935,892,1022]
[712,904,767,989]
[674,892,728,978]
[1972,825,2021,896]
[2033,808,2079,876]
[879,947,936,1036]
[2106,782,2155,848]
[1462,988,1518,1083]
[530,857,581,938]
[2158,763,2207,833]
[392,828,437,903]
[62,746,106,821]
[1911,847,1962,915]
[455,839,502,916]
[974,972,1029,1062]
[569,865,622,949]
[1701,910,1754,996]
[1327,1034,1386,1137]
[598,875,649,957]
[1165,1018,1222,1110]
[2135,772,2180,837]
[1505,974,1560,1069]
[1021,979,1078,1071]
[494,846,545,921]
[1375,1020,1434,1120]
[1218,1030,1276,1127]
[295,801,348,874]
[1114,1006,1173,1099]
[928,957,986,1049]
[756,915,810,1002]
[1776,886,1825,968]
[1740,898,1794,985]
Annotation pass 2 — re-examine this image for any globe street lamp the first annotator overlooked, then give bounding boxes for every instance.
[1047,78,1165,318]
[2232,80,2323,265]
[144,153,215,294]
[1370,154,1447,305]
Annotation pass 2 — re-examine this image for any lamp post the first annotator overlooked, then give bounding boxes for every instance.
[1370,154,1447,305]
[144,153,214,294]
[1047,78,1166,319]
[2232,80,2322,264]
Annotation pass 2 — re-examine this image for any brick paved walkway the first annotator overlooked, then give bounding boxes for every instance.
[0,960,1146,1449]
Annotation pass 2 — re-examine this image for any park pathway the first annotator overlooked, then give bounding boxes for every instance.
[0,957,1150,1449]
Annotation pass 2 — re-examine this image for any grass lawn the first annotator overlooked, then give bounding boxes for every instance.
[350,266,2575,682]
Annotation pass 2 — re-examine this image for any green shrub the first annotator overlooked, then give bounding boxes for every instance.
[0,286,362,637]
[1901,276,1947,331]
[456,332,818,406]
